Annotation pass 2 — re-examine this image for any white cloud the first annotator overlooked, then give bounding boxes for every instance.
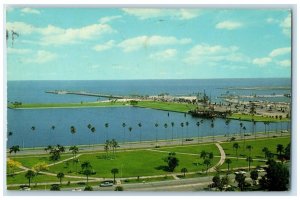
[122,8,200,20]
[269,47,291,57]
[99,15,122,24]
[252,57,272,66]
[216,21,242,30]
[280,13,291,36]
[7,47,31,54]
[21,8,41,15]
[277,59,291,67]
[118,35,191,52]
[184,44,247,66]
[6,21,115,45]
[149,49,177,60]
[23,50,57,64]
[93,40,115,52]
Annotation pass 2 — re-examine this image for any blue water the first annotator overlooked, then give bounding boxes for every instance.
[7,79,291,148]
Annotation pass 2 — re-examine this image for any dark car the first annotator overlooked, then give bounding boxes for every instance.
[99,180,114,187]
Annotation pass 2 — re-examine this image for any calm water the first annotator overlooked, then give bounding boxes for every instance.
[7,79,291,148]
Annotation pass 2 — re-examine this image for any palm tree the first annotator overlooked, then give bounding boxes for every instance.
[225,158,232,172]
[164,123,168,141]
[111,168,119,184]
[51,125,55,146]
[87,124,92,130]
[90,127,96,148]
[233,142,240,160]
[31,126,36,149]
[185,121,189,139]
[246,156,253,171]
[239,122,243,139]
[267,122,271,138]
[70,126,76,146]
[277,144,284,156]
[246,145,253,156]
[180,122,184,145]
[253,121,257,140]
[181,168,188,177]
[57,172,64,185]
[25,170,35,187]
[264,121,267,136]
[200,150,207,160]
[105,123,109,141]
[122,123,126,144]
[203,159,211,174]
[9,145,20,154]
[262,147,269,159]
[138,122,142,143]
[211,120,215,142]
[69,146,79,160]
[128,127,133,148]
[200,119,204,141]
[155,123,159,145]
[196,121,200,143]
[111,139,118,157]
[171,122,175,143]
[225,119,231,138]
[242,126,246,151]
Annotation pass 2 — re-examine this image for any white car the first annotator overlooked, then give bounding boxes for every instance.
[72,188,82,191]
[234,171,246,175]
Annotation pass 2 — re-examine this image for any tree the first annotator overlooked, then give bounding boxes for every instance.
[246,156,253,171]
[225,119,231,138]
[84,185,93,191]
[90,126,96,147]
[111,168,119,184]
[259,159,289,191]
[25,170,35,187]
[253,120,257,140]
[185,121,189,139]
[57,172,65,185]
[225,158,232,172]
[32,162,49,175]
[180,122,184,145]
[212,174,222,190]
[211,120,215,142]
[276,144,284,157]
[50,184,60,191]
[70,126,76,145]
[284,143,291,160]
[115,186,124,191]
[233,142,240,160]
[262,147,269,159]
[235,173,246,191]
[69,146,79,160]
[242,126,246,150]
[239,122,243,139]
[104,123,109,141]
[81,161,93,183]
[122,123,126,144]
[49,145,65,161]
[138,122,142,143]
[203,159,211,174]
[164,152,179,172]
[200,150,207,160]
[155,123,159,145]
[164,123,168,141]
[246,145,253,156]
[7,159,21,175]
[44,145,53,153]
[181,168,188,177]
[9,145,20,154]
[171,122,175,143]
[128,127,133,148]
[196,121,201,143]
[111,139,118,157]
[250,170,258,185]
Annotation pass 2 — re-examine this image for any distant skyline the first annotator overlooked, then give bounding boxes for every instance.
[6,7,291,80]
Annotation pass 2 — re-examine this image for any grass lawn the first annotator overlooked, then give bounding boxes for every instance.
[11,154,73,168]
[220,136,290,159]
[229,113,290,122]
[48,150,219,178]
[220,158,266,171]
[134,101,198,113]
[159,143,220,156]
[7,172,82,185]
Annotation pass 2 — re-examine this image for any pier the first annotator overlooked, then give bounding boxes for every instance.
[46,90,124,99]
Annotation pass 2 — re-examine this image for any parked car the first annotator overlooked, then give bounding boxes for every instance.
[99,180,114,187]
[234,170,246,175]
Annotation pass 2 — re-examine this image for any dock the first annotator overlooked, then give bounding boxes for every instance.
[46,90,124,99]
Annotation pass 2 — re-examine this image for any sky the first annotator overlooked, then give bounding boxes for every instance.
[5,7,292,80]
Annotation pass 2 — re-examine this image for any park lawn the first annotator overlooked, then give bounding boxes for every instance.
[7,172,82,185]
[220,158,266,171]
[134,101,197,113]
[12,154,73,168]
[48,150,219,178]
[229,113,290,122]
[159,143,220,156]
[220,136,290,159]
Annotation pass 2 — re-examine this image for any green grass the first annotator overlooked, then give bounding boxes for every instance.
[134,101,197,113]
[7,172,82,185]
[122,175,174,184]
[48,150,219,178]
[159,143,220,156]
[12,154,73,168]
[220,136,290,159]
[229,113,290,122]
[220,158,266,171]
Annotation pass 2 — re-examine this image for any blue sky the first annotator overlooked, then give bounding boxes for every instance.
[6,7,291,80]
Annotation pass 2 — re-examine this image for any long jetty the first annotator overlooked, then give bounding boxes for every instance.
[46,90,124,99]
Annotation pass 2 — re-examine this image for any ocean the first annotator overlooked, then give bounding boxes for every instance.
[6,78,291,148]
